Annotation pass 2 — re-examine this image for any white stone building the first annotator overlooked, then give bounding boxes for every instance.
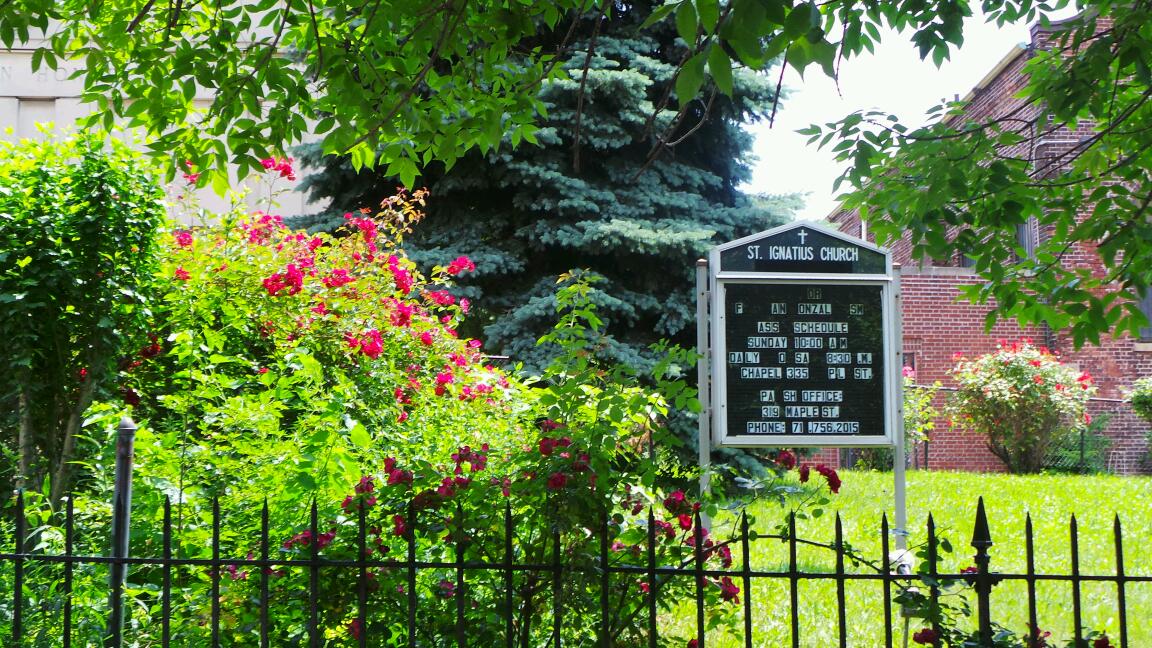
[1,37,318,220]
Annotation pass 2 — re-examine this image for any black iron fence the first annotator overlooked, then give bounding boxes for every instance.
[5,498,1151,646]
[2,421,1148,647]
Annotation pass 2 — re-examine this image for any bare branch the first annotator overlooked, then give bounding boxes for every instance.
[571,13,602,174]
[127,0,157,33]
[664,89,717,147]
[769,48,788,129]
[49,369,97,505]
[164,0,184,42]
[642,47,690,139]
[307,0,324,82]
[1028,87,1152,180]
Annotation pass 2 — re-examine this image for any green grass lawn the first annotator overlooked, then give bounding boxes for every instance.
[668,470,1152,647]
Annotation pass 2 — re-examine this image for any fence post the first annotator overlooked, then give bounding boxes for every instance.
[106,416,137,648]
[970,497,995,647]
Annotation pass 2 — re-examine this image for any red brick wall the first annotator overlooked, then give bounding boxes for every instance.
[899,271,1046,472]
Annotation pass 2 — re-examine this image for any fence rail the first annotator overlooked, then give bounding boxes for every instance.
[3,420,1149,647]
[3,492,1150,647]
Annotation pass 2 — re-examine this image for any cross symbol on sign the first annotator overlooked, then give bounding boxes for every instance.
[797,229,808,244]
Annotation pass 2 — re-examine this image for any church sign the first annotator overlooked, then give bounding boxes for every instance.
[705,222,899,448]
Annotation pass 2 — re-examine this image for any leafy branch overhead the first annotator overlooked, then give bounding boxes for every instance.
[0,0,1013,187]
[5,0,1150,341]
[801,3,1152,346]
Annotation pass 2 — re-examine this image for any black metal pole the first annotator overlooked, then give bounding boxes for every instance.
[106,416,137,648]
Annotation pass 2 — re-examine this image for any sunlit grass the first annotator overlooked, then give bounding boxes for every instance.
[666,470,1152,647]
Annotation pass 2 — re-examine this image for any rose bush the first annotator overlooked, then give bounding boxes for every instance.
[31,187,834,644]
[949,340,1096,473]
[120,192,519,517]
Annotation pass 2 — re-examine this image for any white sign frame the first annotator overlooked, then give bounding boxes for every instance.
[705,221,899,449]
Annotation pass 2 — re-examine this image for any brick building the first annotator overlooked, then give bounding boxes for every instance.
[829,15,1152,474]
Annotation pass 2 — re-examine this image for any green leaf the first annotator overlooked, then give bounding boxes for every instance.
[675,1,698,43]
[707,45,733,95]
[695,0,719,30]
[675,51,707,102]
[348,421,371,449]
[639,2,679,29]
[783,2,816,38]
[385,156,419,189]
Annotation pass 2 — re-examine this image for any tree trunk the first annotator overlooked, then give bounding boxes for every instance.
[16,386,38,493]
[50,375,97,506]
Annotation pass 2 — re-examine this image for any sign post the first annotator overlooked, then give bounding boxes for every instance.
[697,222,905,544]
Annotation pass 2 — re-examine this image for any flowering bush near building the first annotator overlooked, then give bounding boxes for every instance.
[949,340,1096,473]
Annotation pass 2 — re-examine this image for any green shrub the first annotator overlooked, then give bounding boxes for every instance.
[850,369,940,470]
[1129,376,1152,422]
[3,173,852,644]
[20,187,845,644]
[0,133,164,502]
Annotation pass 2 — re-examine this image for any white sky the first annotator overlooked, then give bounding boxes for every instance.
[747,16,1038,220]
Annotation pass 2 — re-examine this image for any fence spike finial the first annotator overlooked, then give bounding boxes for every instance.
[971,496,993,549]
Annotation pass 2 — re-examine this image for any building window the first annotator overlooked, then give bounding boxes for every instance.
[1015,219,1036,261]
[1140,288,1152,342]
[902,352,916,372]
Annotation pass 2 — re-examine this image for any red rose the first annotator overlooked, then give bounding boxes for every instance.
[912,628,938,645]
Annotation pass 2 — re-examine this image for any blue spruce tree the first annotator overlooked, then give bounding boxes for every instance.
[294,3,800,476]
[297,3,798,369]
